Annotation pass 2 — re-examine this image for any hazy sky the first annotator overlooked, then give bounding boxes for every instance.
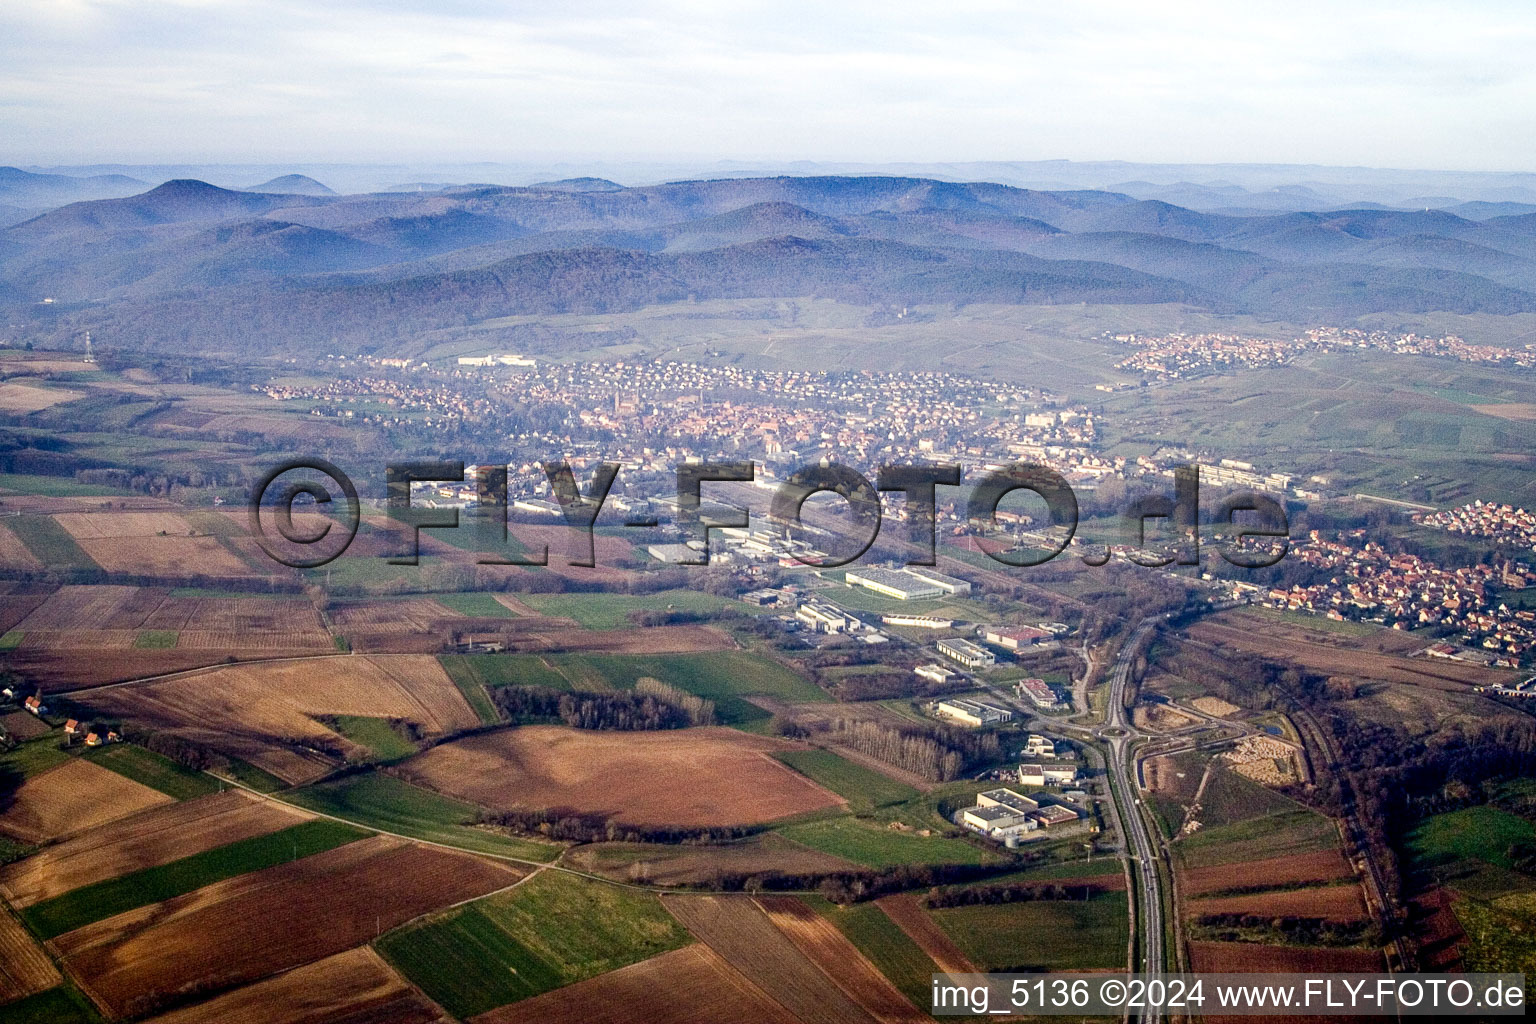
[3,0,1534,170]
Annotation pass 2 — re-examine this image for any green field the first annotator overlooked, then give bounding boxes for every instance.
[431,592,515,618]
[0,739,70,780]
[1242,606,1382,637]
[517,589,751,629]
[284,773,561,862]
[326,715,421,762]
[0,473,124,497]
[86,744,222,800]
[806,895,941,1010]
[378,870,689,1018]
[439,653,570,690]
[1176,809,1339,869]
[773,749,918,813]
[0,630,22,651]
[1406,806,1536,875]
[0,984,102,1024]
[548,650,827,726]
[437,658,501,725]
[3,517,98,571]
[932,891,1129,971]
[1194,766,1309,830]
[778,816,996,868]
[214,756,287,793]
[131,629,178,649]
[22,819,366,939]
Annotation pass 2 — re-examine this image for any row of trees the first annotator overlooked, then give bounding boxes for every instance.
[489,684,708,731]
[924,881,1106,908]
[477,807,751,846]
[826,717,1000,782]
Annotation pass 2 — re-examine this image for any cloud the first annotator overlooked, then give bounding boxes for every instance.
[0,0,1533,168]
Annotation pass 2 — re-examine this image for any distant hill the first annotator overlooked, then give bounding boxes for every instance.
[0,166,147,210]
[4,172,1536,356]
[241,174,336,196]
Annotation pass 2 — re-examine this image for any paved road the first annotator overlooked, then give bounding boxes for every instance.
[1104,617,1165,1024]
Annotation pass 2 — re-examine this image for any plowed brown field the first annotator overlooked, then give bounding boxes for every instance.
[660,894,881,1024]
[54,835,523,1020]
[1184,850,1354,895]
[403,726,841,827]
[0,790,311,906]
[1187,882,1367,922]
[0,757,174,844]
[140,947,450,1024]
[82,655,479,785]
[470,944,797,1024]
[875,894,978,974]
[0,908,61,1003]
[1188,941,1384,971]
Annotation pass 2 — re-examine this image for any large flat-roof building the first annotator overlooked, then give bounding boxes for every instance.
[934,697,1013,727]
[961,789,1041,837]
[938,637,995,668]
[1016,677,1062,709]
[905,567,973,595]
[845,568,944,601]
[984,625,1054,649]
[796,600,862,634]
[914,663,958,686]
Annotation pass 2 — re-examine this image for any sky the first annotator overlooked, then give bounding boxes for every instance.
[3,0,1535,170]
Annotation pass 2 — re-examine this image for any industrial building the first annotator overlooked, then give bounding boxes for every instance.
[1018,762,1079,787]
[904,567,973,595]
[914,663,958,686]
[795,601,863,634]
[1016,677,1062,709]
[984,625,1054,649]
[937,637,996,668]
[933,697,1013,726]
[844,568,945,600]
[882,614,955,629]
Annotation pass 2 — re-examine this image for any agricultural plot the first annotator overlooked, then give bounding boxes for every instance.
[1186,882,1368,923]
[659,893,884,1024]
[140,947,448,1024]
[283,773,562,862]
[401,726,842,827]
[931,891,1129,972]
[0,525,42,571]
[84,744,222,801]
[755,896,927,1023]
[471,944,800,1024]
[516,590,753,630]
[1183,849,1355,896]
[0,758,173,844]
[4,516,99,571]
[1176,810,1341,870]
[0,790,310,907]
[777,816,996,868]
[808,896,949,1013]
[874,893,979,974]
[1188,941,1384,972]
[562,833,857,886]
[772,749,919,813]
[81,655,480,785]
[0,712,50,742]
[24,819,367,939]
[53,835,523,1020]
[379,870,689,1019]
[547,650,826,725]
[15,586,144,630]
[0,908,61,1005]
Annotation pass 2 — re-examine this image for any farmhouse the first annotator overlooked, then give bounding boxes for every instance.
[984,625,1054,649]
[1016,677,1062,710]
[845,568,944,601]
[933,697,1013,727]
[937,637,995,668]
[23,695,44,716]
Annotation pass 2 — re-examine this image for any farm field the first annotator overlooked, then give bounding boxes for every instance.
[83,744,222,801]
[0,526,42,571]
[3,517,98,571]
[754,896,927,1023]
[0,758,173,844]
[379,869,689,1019]
[81,655,480,785]
[401,726,842,827]
[438,653,569,691]
[659,893,885,1024]
[470,944,800,1024]
[0,712,49,741]
[0,790,310,907]
[1185,882,1368,923]
[561,833,857,886]
[283,773,562,862]
[804,895,949,1012]
[138,947,449,1024]
[515,590,753,630]
[777,816,996,868]
[773,749,919,813]
[1188,941,1384,972]
[52,835,524,1020]
[1405,805,1536,875]
[0,908,61,1005]
[544,650,827,726]
[874,893,979,974]
[1175,810,1341,870]
[324,715,421,761]
[931,892,1129,972]
[1183,849,1356,895]
[23,819,368,939]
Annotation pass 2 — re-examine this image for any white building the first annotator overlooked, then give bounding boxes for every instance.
[1016,677,1062,709]
[1019,763,1079,787]
[845,568,944,600]
[905,567,973,595]
[914,663,958,686]
[796,601,863,634]
[934,697,1013,726]
[938,637,995,668]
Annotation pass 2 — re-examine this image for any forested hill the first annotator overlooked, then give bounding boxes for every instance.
[6,174,1536,356]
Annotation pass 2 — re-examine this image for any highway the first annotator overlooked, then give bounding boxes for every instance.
[1103,617,1165,1024]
